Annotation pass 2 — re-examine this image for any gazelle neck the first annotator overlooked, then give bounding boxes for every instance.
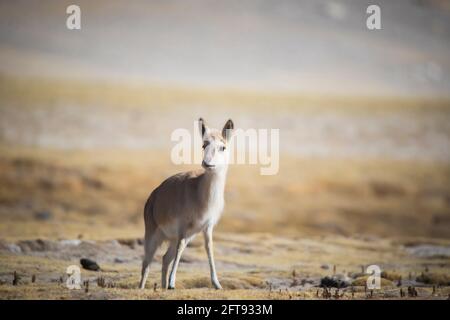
[201,165,228,204]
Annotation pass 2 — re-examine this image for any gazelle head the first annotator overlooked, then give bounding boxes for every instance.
[198,118,234,171]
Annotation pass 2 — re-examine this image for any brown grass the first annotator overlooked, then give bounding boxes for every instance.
[1,146,449,240]
[2,74,450,113]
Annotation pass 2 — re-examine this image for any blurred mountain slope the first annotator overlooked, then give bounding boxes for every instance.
[0,0,449,97]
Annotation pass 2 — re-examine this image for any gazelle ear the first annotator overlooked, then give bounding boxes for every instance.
[198,118,209,139]
[222,119,234,142]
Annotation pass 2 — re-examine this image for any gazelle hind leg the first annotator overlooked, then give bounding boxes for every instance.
[161,241,177,289]
[139,229,164,289]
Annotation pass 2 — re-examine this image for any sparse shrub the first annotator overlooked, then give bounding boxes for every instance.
[180,277,211,289]
[370,181,405,198]
[416,272,450,286]
[352,276,394,287]
[97,276,106,288]
[381,271,402,281]
[12,271,19,285]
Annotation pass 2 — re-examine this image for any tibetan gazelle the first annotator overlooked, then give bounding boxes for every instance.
[139,118,234,290]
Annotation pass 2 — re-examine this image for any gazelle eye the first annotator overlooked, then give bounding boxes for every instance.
[219,145,226,152]
[202,142,209,149]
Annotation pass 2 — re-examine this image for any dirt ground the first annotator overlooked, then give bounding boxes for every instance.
[1,232,450,299]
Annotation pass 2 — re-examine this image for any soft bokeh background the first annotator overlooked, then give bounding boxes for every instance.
[1,0,450,300]
[1,0,450,241]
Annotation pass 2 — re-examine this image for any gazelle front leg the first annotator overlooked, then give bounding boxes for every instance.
[168,238,187,289]
[161,241,177,289]
[204,225,222,289]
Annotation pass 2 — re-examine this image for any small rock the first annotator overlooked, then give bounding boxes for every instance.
[320,264,330,270]
[80,258,100,271]
[109,240,120,247]
[320,274,351,288]
[34,211,53,221]
[60,239,82,246]
[117,239,137,249]
[406,245,450,259]
[114,258,127,264]
[7,244,22,254]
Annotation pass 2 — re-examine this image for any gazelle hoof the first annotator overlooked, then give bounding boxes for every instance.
[213,282,223,290]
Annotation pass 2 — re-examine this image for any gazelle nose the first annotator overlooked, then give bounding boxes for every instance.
[202,161,215,168]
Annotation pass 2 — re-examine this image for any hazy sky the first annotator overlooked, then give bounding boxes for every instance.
[1,0,450,97]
